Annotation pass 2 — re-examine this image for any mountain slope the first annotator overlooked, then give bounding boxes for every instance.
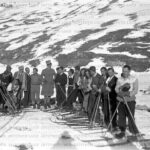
[0,0,150,72]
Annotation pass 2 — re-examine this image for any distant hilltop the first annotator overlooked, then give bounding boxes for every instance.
[0,3,13,8]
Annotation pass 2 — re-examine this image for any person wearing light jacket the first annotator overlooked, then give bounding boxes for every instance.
[115,65,139,139]
[41,60,56,109]
[30,68,42,109]
[13,66,26,110]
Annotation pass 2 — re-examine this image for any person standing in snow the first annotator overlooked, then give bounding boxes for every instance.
[115,65,139,139]
[0,65,14,89]
[87,66,104,125]
[65,68,75,109]
[22,67,31,108]
[41,60,56,109]
[13,66,26,110]
[0,65,14,111]
[104,67,118,131]
[55,67,67,108]
[30,68,42,109]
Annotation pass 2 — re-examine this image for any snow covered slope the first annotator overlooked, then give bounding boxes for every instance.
[0,0,150,73]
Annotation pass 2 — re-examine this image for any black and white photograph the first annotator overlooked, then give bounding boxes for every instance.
[0,0,150,149]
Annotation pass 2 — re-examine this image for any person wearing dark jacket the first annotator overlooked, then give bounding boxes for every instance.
[87,66,104,125]
[13,66,26,110]
[67,69,74,97]
[65,66,83,109]
[65,68,74,109]
[55,67,67,107]
[41,60,56,109]
[100,67,109,126]
[105,67,118,130]
[0,65,14,111]
[73,66,83,104]
[55,67,60,107]
[115,65,139,139]
[22,67,31,108]
[0,65,13,88]
[30,68,42,109]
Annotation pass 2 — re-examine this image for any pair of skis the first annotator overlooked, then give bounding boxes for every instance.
[89,92,149,149]
[0,86,17,114]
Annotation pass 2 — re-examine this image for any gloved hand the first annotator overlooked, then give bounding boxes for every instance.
[118,91,130,97]
[92,85,98,91]
[42,78,47,83]
[120,83,130,92]
[106,86,111,92]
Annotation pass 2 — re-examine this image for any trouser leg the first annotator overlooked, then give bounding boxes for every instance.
[70,89,78,104]
[35,91,40,109]
[56,86,61,107]
[56,86,66,107]
[101,93,110,126]
[61,86,66,107]
[110,99,117,128]
[118,102,126,132]
[83,93,89,112]
[35,93,40,105]
[23,91,27,107]
[57,91,63,107]
[24,91,30,107]
[31,91,36,106]
[77,89,84,104]
[94,94,100,123]
[88,93,100,123]
[17,89,23,110]
[44,96,48,109]
[27,88,31,106]
[44,95,51,109]
[126,101,139,134]
[35,85,40,104]
[87,93,95,121]
[104,97,110,126]
[32,85,40,107]
[55,85,59,106]
[20,89,24,107]
[66,87,73,108]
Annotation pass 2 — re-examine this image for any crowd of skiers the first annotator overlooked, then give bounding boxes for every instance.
[0,60,139,139]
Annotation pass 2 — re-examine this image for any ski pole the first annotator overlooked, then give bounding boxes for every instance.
[123,97,147,148]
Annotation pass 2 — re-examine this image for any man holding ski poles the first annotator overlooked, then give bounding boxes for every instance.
[105,67,118,131]
[115,65,139,139]
[87,66,104,126]
[41,60,56,109]
[54,66,67,108]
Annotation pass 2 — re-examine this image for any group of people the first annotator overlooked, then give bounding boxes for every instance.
[0,61,139,140]
[0,60,56,110]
